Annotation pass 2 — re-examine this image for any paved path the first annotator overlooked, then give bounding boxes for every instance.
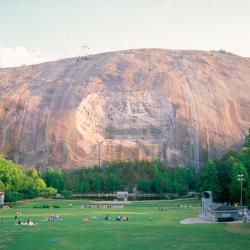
[180,218,213,224]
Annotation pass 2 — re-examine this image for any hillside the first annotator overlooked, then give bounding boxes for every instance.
[0,49,250,169]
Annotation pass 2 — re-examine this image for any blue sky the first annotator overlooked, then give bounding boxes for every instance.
[0,0,250,67]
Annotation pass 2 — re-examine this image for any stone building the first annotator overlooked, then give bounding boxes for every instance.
[116,191,129,202]
[0,192,4,208]
[201,191,239,222]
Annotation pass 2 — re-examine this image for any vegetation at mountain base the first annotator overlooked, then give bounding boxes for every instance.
[0,156,56,201]
[0,130,250,206]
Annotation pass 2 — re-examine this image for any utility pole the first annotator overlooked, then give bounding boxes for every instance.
[238,174,244,207]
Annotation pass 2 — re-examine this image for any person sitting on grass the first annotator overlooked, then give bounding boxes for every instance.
[82,218,89,223]
[104,215,112,221]
[27,219,36,226]
[47,214,60,221]
[116,216,128,221]
[14,210,20,221]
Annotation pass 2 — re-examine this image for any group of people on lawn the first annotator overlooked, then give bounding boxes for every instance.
[14,208,129,226]
[104,215,129,221]
[47,214,60,221]
[14,209,60,226]
[15,211,36,226]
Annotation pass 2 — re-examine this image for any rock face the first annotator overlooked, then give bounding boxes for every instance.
[0,49,250,169]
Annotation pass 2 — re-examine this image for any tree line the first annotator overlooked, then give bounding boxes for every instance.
[0,129,250,206]
[42,161,197,197]
[0,155,56,202]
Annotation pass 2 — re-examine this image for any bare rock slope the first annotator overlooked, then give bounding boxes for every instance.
[0,49,250,169]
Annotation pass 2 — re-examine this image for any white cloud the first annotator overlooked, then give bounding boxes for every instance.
[0,47,52,68]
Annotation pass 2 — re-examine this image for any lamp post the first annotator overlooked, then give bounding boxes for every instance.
[238,174,244,207]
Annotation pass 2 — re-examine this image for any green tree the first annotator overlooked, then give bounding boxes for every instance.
[0,180,5,192]
[236,148,250,172]
[200,160,220,199]
[42,166,65,191]
[23,169,47,197]
[103,175,124,192]
[0,156,26,193]
[91,176,102,192]
[44,187,57,196]
[244,128,250,148]
[137,179,151,193]
[229,162,249,204]
[173,168,189,196]
[0,156,55,201]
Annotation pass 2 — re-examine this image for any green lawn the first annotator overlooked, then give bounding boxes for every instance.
[0,198,250,250]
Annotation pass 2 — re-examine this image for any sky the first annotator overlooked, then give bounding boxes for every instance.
[0,0,250,67]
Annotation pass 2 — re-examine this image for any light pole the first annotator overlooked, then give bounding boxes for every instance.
[238,174,244,207]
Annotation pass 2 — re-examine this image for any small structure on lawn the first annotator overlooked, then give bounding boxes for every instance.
[201,191,239,222]
[0,192,4,208]
[116,191,128,202]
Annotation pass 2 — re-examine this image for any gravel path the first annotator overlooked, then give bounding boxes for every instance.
[180,218,213,224]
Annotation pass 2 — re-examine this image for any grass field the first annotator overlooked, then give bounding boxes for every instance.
[0,198,250,250]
